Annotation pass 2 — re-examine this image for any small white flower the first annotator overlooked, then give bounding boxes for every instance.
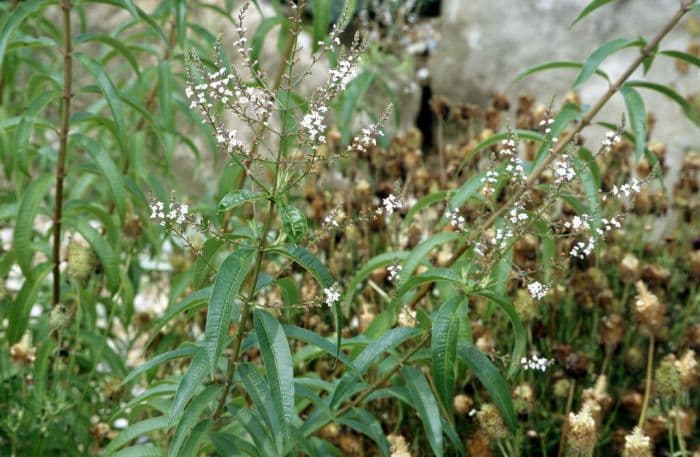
[323,283,341,307]
[379,194,403,216]
[388,263,402,283]
[527,281,548,300]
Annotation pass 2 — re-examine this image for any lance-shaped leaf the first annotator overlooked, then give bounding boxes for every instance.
[253,309,295,439]
[205,248,256,376]
[279,203,307,244]
[457,343,516,432]
[169,347,209,427]
[431,297,462,411]
[620,84,648,162]
[402,366,443,457]
[13,174,52,278]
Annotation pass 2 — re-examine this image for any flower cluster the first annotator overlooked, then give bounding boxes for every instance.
[378,194,403,216]
[563,214,591,232]
[215,127,244,154]
[553,153,576,183]
[149,199,189,227]
[481,169,499,194]
[500,137,526,180]
[521,353,553,372]
[607,178,642,200]
[508,202,529,225]
[388,262,402,283]
[300,107,328,143]
[323,283,341,307]
[348,122,384,154]
[491,227,514,251]
[527,281,548,300]
[445,205,466,231]
[600,130,621,153]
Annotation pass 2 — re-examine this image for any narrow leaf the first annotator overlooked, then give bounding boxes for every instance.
[253,309,296,435]
[431,297,461,411]
[620,84,648,161]
[205,248,256,376]
[13,174,52,278]
[402,366,443,457]
[571,0,615,26]
[169,347,209,427]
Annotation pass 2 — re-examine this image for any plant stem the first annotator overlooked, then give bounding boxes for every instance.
[53,0,73,306]
[213,6,303,419]
[675,393,687,456]
[638,334,655,428]
[405,1,694,310]
[557,378,576,457]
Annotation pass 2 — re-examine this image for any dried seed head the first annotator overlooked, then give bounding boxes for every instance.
[600,314,625,349]
[676,350,698,388]
[358,302,375,333]
[466,430,493,457]
[388,434,411,457]
[626,346,645,371]
[619,253,641,283]
[655,354,681,398]
[567,403,597,457]
[634,281,667,335]
[514,288,538,322]
[453,394,473,415]
[477,403,508,440]
[622,427,652,457]
[513,382,535,413]
[319,422,340,439]
[49,304,70,331]
[582,376,612,414]
[66,238,97,285]
[10,332,36,365]
[554,378,572,398]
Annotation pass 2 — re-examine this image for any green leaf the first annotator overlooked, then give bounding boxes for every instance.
[431,297,461,412]
[660,49,700,69]
[75,134,126,223]
[122,346,198,385]
[402,191,448,227]
[170,347,209,427]
[158,61,174,128]
[8,262,51,343]
[512,61,609,84]
[395,268,463,302]
[147,288,212,347]
[337,409,390,457]
[194,239,222,288]
[398,232,461,287]
[13,174,52,278]
[111,445,165,457]
[238,363,283,455]
[236,408,279,456]
[205,248,256,376]
[342,251,409,315]
[0,0,49,67]
[312,0,331,52]
[402,366,443,457]
[279,203,307,244]
[457,344,516,432]
[14,90,57,176]
[210,432,260,457]
[570,0,615,26]
[75,52,126,136]
[104,416,169,456]
[283,325,354,367]
[271,245,340,359]
[620,84,647,162]
[250,17,288,71]
[626,80,700,126]
[74,33,141,77]
[475,289,526,378]
[253,309,296,435]
[175,0,187,47]
[338,70,373,144]
[218,190,267,213]
[330,327,421,407]
[68,218,120,293]
[572,38,642,88]
[169,385,220,457]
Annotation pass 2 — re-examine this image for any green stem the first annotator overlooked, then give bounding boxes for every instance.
[53,0,73,306]
[638,334,655,428]
[212,4,304,419]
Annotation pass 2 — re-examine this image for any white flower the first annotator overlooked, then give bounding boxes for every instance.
[445,205,466,231]
[388,263,402,283]
[521,353,553,372]
[379,194,403,216]
[323,283,341,307]
[553,154,575,183]
[527,281,548,300]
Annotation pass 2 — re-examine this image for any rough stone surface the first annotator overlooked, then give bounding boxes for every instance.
[432,0,699,178]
